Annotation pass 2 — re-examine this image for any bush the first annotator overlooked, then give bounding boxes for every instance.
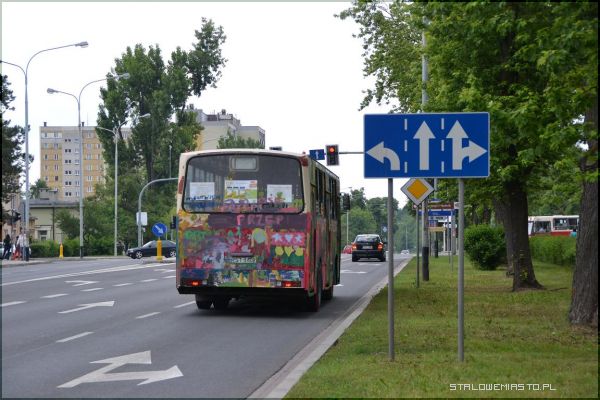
[464,224,506,270]
[29,240,60,258]
[529,235,576,266]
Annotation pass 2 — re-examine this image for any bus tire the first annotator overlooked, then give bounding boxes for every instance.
[323,282,334,301]
[195,294,212,310]
[213,297,230,310]
[307,270,322,312]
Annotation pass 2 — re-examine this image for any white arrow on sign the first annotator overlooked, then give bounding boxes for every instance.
[58,350,183,388]
[65,280,98,286]
[58,301,115,314]
[413,121,435,170]
[447,121,487,170]
[366,141,400,171]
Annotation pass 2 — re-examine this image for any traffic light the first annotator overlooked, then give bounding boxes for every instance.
[326,144,339,166]
[170,215,177,230]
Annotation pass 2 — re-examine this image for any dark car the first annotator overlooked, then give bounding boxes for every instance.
[127,240,176,259]
[351,234,386,262]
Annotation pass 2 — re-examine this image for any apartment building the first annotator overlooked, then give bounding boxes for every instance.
[39,123,131,201]
[190,106,265,150]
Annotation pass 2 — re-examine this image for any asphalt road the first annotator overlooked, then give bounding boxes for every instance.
[2,254,410,398]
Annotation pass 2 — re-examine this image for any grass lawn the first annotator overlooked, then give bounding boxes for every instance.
[286,256,597,398]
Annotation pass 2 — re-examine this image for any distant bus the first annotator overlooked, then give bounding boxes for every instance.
[176,149,341,311]
[528,215,579,236]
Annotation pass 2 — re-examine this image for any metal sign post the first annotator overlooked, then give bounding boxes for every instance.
[458,179,465,361]
[387,179,395,361]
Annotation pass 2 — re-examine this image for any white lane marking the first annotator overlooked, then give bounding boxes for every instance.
[135,312,161,319]
[163,275,176,279]
[2,263,170,287]
[57,350,183,388]
[154,268,174,273]
[173,301,195,309]
[56,332,94,343]
[1,301,26,307]
[113,283,133,287]
[42,293,68,299]
[58,301,115,314]
[140,279,157,283]
[66,280,98,287]
[340,270,367,274]
[334,284,344,287]
[81,288,104,292]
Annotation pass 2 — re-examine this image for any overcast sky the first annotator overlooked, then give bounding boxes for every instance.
[2,2,410,202]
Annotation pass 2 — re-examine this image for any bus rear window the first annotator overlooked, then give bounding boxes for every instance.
[183,154,304,214]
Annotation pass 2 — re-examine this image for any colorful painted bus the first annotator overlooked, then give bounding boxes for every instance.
[528,215,579,236]
[175,149,342,311]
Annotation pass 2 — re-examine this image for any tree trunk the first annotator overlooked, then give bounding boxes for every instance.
[500,181,543,290]
[569,96,598,327]
[493,198,513,276]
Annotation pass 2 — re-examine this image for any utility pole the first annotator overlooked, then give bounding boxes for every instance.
[421,27,430,281]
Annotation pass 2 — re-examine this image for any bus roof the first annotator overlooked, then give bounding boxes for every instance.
[180,148,340,179]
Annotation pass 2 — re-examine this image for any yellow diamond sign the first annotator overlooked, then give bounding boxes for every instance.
[401,178,433,205]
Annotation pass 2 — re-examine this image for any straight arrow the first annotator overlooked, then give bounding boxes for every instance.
[58,301,115,314]
[447,121,468,170]
[413,121,435,170]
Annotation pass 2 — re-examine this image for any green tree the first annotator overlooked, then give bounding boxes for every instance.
[30,179,49,199]
[1,75,24,211]
[217,131,264,149]
[345,208,377,243]
[55,209,79,239]
[92,19,227,250]
[340,2,597,295]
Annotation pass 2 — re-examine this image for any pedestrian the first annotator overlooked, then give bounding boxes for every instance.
[3,234,11,260]
[15,232,24,260]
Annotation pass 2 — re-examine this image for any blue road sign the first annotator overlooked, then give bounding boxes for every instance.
[418,210,454,216]
[309,149,325,161]
[152,222,168,238]
[364,113,489,178]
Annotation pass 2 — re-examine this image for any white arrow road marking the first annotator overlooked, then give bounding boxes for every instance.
[447,121,487,170]
[58,351,183,388]
[1,301,26,307]
[42,293,68,299]
[135,312,161,319]
[413,121,435,170]
[58,301,115,314]
[65,280,98,287]
[56,332,94,343]
[173,301,195,309]
[366,142,400,170]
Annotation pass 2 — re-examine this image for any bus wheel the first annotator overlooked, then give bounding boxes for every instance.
[195,295,212,310]
[307,271,322,312]
[213,297,230,310]
[323,282,334,301]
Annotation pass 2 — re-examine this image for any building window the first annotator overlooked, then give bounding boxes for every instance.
[87,176,93,182]
[54,176,59,181]
[44,154,48,160]
[87,186,93,193]
[54,165,59,171]
[54,154,59,160]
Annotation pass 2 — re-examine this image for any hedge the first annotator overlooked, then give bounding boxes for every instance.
[529,235,576,266]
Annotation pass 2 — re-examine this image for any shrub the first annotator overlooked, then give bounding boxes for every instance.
[464,224,506,270]
[29,240,60,258]
[529,236,576,266]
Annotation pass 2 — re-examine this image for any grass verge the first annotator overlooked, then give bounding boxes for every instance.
[286,256,597,398]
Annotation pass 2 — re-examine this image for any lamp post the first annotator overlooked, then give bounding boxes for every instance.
[1,41,88,261]
[47,72,129,258]
[96,113,149,256]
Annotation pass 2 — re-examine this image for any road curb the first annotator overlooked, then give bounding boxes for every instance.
[249,257,411,399]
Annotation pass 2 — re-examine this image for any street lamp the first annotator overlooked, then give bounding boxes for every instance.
[96,113,150,256]
[1,41,88,261]
[47,72,129,258]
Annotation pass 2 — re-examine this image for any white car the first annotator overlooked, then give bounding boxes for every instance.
[400,249,410,255]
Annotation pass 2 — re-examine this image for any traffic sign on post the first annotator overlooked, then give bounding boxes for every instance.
[364,113,489,178]
[401,178,433,205]
[152,222,168,238]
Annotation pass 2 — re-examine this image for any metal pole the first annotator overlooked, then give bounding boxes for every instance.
[114,129,118,256]
[387,178,394,361]
[416,203,420,288]
[346,211,349,244]
[78,103,84,258]
[421,25,430,280]
[458,179,465,361]
[169,144,172,178]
